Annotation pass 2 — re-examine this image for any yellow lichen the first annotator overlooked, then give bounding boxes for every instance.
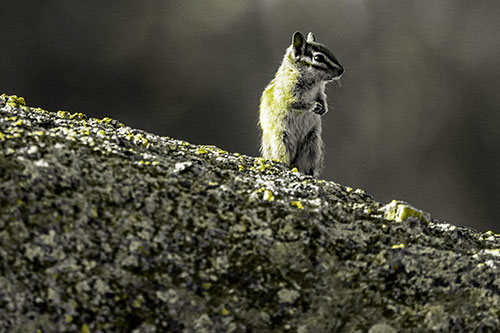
[15,96,26,106]
[33,130,45,136]
[4,94,26,107]
[70,112,87,120]
[100,117,112,124]
[129,133,149,147]
[132,298,143,308]
[483,249,500,256]
[262,189,275,202]
[90,205,98,219]
[291,201,304,209]
[57,110,71,119]
[196,147,208,155]
[380,200,431,223]
[253,158,272,173]
[79,128,90,136]
[250,188,275,202]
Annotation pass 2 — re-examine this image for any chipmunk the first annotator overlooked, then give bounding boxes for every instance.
[259,31,343,176]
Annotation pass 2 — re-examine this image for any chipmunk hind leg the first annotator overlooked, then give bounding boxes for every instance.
[292,126,324,176]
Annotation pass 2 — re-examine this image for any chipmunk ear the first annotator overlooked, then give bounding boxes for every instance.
[307,32,316,43]
[292,31,305,57]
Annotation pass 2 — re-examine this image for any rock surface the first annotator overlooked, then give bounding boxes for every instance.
[1,93,500,332]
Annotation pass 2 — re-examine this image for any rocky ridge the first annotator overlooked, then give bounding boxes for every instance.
[1,94,500,332]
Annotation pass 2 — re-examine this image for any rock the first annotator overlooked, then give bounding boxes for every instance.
[1,93,500,332]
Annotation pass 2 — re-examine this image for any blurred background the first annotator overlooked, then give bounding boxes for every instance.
[1,1,499,231]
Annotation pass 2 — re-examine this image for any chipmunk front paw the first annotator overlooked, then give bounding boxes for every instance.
[310,102,327,115]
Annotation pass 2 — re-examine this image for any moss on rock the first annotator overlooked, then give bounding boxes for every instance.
[1,93,500,332]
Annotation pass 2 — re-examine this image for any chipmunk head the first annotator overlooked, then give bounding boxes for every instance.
[290,31,344,82]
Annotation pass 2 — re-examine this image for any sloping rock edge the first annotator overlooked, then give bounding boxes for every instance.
[1,94,500,332]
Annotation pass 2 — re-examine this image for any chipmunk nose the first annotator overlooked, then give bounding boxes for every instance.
[337,66,344,77]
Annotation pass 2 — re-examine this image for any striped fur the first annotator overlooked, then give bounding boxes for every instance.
[259,31,343,177]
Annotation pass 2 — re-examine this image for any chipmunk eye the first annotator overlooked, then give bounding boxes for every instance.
[313,54,326,63]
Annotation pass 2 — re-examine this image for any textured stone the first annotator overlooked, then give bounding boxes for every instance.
[1,94,500,332]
